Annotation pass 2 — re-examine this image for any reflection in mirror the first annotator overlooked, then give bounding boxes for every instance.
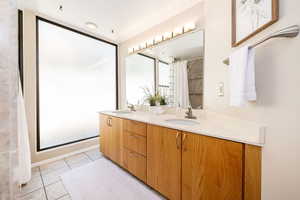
[126,30,204,109]
[158,61,171,98]
[125,54,155,105]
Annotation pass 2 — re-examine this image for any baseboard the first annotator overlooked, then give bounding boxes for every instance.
[31,144,99,168]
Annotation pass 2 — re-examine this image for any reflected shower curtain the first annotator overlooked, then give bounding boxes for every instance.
[0,0,20,199]
[173,60,190,108]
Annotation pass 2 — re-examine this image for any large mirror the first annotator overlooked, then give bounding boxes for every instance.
[126,30,204,109]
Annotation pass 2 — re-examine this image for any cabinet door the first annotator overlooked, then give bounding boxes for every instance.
[99,114,111,157]
[147,125,181,200]
[110,117,122,165]
[182,132,243,200]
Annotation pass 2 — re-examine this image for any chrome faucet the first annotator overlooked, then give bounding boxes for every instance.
[128,104,136,112]
[185,106,197,119]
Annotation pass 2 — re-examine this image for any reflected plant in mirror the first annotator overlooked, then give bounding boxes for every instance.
[142,87,168,106]
[143,87,158,106]
[126,30,204,110]
[158,95,168,106]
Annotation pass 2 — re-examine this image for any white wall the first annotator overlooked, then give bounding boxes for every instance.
[121,0,300,199]
[204,1,300,199]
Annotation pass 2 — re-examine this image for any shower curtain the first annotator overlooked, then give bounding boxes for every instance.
[17,79,31,185]
[173,60,190,108]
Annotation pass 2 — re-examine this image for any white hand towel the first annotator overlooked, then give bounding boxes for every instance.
[245,48,256,101]
[229,45,256,107]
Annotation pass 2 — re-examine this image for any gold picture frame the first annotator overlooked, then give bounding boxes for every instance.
[232,0,279,47]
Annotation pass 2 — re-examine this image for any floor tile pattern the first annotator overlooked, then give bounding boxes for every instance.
[19,148,103,200]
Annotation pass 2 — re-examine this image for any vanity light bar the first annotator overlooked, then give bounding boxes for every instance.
[128,22,196,54]
[184,22,196,33]
[173,27,184,37]
[146,39,154,47]
[128,47,134,54]
[163,32,172,40]
[154,35,163,44]
[133,45,140,52]
[140,42,147,49]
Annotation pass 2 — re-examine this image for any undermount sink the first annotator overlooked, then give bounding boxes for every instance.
[165,119,200,126]
[112,110,132,114]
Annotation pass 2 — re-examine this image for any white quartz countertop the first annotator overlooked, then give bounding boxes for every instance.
[99,110,265,147]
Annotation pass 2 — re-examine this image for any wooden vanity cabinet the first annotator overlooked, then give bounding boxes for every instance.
[147,125,182,200]
[99,114,122,165]
[181,132,243,200]
[100,115,262,200]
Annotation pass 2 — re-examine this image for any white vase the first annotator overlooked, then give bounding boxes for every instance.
[149,105,166,115]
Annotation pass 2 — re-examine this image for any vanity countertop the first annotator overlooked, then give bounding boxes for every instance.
[99,110,266,147]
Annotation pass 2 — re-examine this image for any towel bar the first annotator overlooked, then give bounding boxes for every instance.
[223,25,300,65]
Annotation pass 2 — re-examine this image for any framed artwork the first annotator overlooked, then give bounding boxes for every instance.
[232,0,279,47]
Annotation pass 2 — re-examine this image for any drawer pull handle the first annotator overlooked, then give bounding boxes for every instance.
[107,118,112,127]
[176,132,180,149]
[129,151,138,157]
[182,133,187,151]
[129,134,139,139]
[131,121,139,125]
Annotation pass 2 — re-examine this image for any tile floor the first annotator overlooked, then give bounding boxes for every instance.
[19,148,103,200]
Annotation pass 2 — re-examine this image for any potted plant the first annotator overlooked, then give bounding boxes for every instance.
[143,87,159,106]
[142,88,169,114]
[157,95,168,106]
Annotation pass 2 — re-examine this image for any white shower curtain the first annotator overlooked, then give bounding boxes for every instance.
[174,60,190,108]
[17,79,31,185]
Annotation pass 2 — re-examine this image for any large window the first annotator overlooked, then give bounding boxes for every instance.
[126,54,155,105]
[37,18,117,151]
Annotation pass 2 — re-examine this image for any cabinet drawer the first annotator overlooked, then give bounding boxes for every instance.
[123,148,147,182]
[123,131,146,156]
[124,120,147,136]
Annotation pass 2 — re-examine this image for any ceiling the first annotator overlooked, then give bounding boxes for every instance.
[143,30,204,63]
[20,0,203,43]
